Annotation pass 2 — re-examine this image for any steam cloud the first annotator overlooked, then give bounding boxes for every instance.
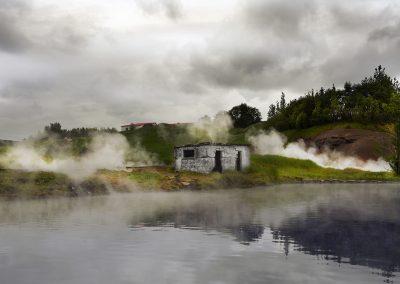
[0,133,157,180]
[248,129,390,172]
[188,112,233,142]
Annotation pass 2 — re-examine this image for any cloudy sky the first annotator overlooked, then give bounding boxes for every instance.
[1,0,400,139]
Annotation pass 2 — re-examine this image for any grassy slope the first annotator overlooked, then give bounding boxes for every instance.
[120,121,398,186]
[249,155,396,182]
[122,122,394,166]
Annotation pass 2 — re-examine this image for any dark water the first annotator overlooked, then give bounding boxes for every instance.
[1,184,400,283]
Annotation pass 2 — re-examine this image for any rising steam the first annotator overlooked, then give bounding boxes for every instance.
[188,112,233,142]
[0,133,157,180]
[248,129,390,172]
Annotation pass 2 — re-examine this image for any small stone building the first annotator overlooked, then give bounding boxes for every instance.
[174,142,250,173]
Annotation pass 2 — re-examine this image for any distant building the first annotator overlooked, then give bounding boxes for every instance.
[174,142,250,174]
[121,122,156,131]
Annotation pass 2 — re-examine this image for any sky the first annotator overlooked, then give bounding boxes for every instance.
[1,0,400,140]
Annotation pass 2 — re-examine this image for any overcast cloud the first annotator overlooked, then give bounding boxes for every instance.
[1,0,400,139]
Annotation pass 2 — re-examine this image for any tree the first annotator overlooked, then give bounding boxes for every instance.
[280,92,286,110]
[44,122,63,135]
[267,104,276,119]
[390,120,400,175]
[264,66,400,131]
[228,103,262,128]
[295,112,308,129]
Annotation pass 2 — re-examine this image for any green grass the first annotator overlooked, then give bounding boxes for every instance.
[249,155,398,182]
[0,169,108,199]
[123,124,191,165]
[128,171,164,188]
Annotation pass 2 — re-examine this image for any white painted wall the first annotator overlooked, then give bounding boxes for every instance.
[174,144,250,173]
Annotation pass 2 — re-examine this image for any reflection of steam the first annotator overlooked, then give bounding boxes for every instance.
[131,200,264,244]
[188,112,233,143]
[249,129,390,172]
[1,133,157,180]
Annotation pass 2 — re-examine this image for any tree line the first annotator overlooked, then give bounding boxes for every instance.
[44,122,117,138]
[265,66,400,130]
[226,66,400,130]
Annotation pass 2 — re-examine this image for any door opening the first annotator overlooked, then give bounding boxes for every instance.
[214,150,222,173]
[236,151,242,171]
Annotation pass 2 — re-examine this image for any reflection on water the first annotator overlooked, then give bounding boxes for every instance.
[271,200,400,279]
[134,202,265,244]
[1,184,400,283]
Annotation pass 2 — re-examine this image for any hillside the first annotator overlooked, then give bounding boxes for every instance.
[121,121,395,164]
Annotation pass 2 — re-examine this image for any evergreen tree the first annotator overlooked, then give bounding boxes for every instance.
[267,104,276,119]
[280,92,286,110]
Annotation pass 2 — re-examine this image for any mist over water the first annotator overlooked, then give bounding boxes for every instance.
[1,184,400,284]
[249,129,390,172]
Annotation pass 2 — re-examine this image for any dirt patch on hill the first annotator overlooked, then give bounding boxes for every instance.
[305,129,394,161]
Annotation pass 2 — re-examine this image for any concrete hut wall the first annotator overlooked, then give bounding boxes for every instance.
[174,145,250,173]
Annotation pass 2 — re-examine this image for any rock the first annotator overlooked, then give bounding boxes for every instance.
[308,128,394,160]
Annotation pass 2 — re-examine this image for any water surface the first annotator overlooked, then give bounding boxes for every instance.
[1,184,400,283]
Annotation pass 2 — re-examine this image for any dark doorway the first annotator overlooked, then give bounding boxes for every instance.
[214,150,222,173]
[236,151,242,171]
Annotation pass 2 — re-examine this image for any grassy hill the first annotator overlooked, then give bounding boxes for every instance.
[121,122,394,165]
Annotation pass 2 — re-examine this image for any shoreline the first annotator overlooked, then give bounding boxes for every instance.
[1,179,399,201]
[1,154,399,199]
[0,170,399,200]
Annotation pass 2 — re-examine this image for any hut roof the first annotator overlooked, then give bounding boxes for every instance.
[174,142,250,148]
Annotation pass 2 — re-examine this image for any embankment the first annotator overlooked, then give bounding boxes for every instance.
[1,155,398,199]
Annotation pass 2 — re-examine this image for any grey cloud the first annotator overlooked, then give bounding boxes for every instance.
[0,1,32,52]
[188,50,277,90]
[244,0,317,37]
[368,22,400,42]
[135,0,182,20]
[0,0,95,54]
[0,15,30,52]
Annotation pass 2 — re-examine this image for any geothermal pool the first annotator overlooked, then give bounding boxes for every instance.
[1,184,400,284]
